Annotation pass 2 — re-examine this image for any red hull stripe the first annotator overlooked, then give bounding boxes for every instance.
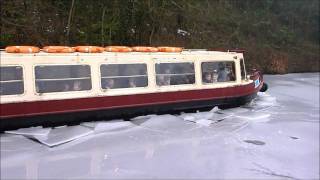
[0,82,261,119]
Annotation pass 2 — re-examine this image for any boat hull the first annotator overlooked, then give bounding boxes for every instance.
[0,92,257,130]
[0,76,263,131]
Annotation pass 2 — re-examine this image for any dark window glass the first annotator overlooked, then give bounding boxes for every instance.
[100,64,148,89]
[201,61,236,84]
[155,63,195,86]
[0,66,24,95]
[35,65,91,93]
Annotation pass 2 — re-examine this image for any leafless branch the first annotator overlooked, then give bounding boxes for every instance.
[66,0,75,44]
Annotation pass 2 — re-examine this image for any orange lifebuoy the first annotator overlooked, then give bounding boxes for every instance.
[74,46,104,53]
[43,46,75,53]
[5,46,40,53]
[105,46,132,52]
[158,46,183,52]
[132,46,158,52]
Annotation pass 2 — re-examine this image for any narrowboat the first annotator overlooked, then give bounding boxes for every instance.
[0,46,267,130]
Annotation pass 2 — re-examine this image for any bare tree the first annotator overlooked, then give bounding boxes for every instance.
[66,0,75,45]
[101,6,106,46]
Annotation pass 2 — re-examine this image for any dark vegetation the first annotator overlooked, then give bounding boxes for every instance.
[1,0,319,73]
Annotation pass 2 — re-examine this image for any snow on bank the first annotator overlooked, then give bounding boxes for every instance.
[1,73,319,179]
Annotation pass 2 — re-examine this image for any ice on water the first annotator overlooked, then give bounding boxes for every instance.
[217,107,250,115]
[81,120,134,133]
[31,126,93,147]
[1,73,319,180]
[195,119,212,126]
[5,126,51,136]
[3,92,275,147]
[132,114,196,133]
[234,111,271,121]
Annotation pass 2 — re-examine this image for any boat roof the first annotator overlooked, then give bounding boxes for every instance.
[0,49,241,56]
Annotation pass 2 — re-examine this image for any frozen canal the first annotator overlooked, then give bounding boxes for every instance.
[1,73,319,179]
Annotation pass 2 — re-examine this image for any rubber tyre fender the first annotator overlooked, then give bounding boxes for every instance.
[260,83,268,92]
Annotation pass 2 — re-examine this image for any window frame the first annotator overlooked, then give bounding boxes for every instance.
[0,65,26,97]
[240,58,247,80]
[154,62,196,87]
[33,64,93,95]
[200,60,237,85]
[99,63,149,91]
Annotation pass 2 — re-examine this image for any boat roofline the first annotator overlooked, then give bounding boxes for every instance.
[0,49,241,56]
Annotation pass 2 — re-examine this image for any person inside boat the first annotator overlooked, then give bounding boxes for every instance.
[212,70,219,82]
[62,82,71,91]
[128,78,136,88]
[203,72,213,83]
[157,68,171,86]
[73,80,82,91]
[218,63,229,82]
[157,75,171,86]
[104,78,115,89]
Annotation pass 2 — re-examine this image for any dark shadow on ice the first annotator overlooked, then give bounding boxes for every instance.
[243,140,266,145]
[290,136,299,140]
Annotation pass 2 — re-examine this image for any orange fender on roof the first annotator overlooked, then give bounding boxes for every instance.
[43,46,75,53]
[105,46,132,52]
[74,46,104,53]
[132,46,158,52]
[5,46,40,53]
[158,47,183,52]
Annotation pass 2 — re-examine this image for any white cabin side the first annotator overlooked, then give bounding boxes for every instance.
[0,51,252,104]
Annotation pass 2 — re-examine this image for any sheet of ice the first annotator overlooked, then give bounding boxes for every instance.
[180,111,213,121]
[81,120,134,133]
[209,106,220,112]
[195,119,212,126]
[217,107,249,115]
[130,114,157,121]
[180,107,229,123]
[5,126,51,136]
[243,93,277,112]
[133,114,196,133]
[31,126,93,147]
[209,113,232,122]
[255,94,277,106]
[181,112,232,123]
[234,111,271,122]
[181,115,197,122]
[209,117,250,133]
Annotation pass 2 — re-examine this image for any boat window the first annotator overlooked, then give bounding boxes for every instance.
[100,64,148,89]
[35,65,92,93]
[201,61,236,84]
[0,66,24,96]
[155,63,195,86]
